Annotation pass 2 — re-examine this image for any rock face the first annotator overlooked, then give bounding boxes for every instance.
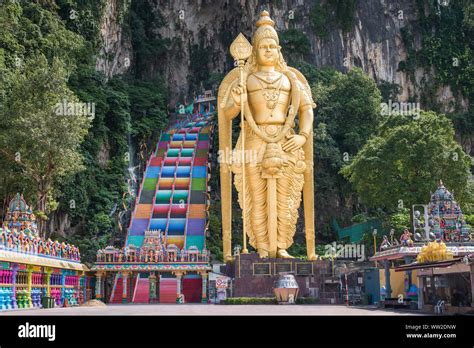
[96,0,132,79]
[96,0,468,113]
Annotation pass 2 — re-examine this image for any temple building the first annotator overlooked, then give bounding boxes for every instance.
[0,193,90,310]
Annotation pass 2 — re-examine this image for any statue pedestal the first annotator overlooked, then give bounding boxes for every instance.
[229,253,340,303]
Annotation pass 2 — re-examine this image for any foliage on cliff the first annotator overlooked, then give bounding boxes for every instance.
[399,0,474,141]
[309,0,357,38]
[0,0,169,262]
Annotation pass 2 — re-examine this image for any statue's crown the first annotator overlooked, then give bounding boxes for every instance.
[256,10,275,28]
[253,10,279,46]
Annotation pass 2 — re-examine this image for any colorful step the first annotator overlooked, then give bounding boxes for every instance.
[132,276,149,303]
[159,278,177,303]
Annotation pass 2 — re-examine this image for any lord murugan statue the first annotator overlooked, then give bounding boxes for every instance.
[218,11,316,261]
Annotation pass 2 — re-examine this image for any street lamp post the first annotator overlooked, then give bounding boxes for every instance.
[331,246,336,276]
[372,229,378,267]
[412,204,430,240]
[342,264,349,306]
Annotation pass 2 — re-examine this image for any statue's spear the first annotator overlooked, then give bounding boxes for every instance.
[230,33,252,254]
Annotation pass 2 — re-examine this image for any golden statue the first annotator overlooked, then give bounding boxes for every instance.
[218,11,316,261]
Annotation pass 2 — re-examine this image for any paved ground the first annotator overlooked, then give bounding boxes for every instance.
[0,304,422,316]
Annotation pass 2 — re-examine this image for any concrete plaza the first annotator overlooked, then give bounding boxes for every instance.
[0,304,422,316]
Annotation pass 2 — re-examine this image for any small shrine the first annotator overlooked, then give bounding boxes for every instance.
[427,181,471,242]
[371,181,474,313]
[141,230,165,262]
[4,193,37,235]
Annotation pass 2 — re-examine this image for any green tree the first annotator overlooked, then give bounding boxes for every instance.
[310,68,382,233]
[0,55,90,236]
[388,208,411,235]
[0,1,84,71]
[341,111,472,211]
[127,78,168,147]
[314,68,382,155]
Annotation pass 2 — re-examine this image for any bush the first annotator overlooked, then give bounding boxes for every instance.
[221,297,277,305]
[295,297,319,304]
[464,214,474,225]
[221,297,319,304]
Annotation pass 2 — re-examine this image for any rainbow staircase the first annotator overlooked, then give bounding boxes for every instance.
[107,96,214,304]
[125,114,212,250]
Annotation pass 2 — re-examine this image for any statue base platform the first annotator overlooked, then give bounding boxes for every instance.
[228,252,341,303]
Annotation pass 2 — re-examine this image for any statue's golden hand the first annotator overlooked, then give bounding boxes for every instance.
[231,83,247,106]
[282,134,306,152]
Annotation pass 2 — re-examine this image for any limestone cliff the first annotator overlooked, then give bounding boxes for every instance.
[96,0,469,115]
[96,0,132,79]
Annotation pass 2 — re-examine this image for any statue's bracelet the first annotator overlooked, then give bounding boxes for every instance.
[299,131,309,140]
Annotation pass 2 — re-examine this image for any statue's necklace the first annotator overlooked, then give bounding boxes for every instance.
[255,74,283,111]
[254,72,282,84]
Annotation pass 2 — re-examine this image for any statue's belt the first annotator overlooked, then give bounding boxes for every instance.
[244,122,293,139]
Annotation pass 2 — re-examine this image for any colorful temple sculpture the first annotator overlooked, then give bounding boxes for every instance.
[3,193,37,233]
[93,93,214,303]
[426,181,472,242]
[371,181,474,312]
[0,194,90,310]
